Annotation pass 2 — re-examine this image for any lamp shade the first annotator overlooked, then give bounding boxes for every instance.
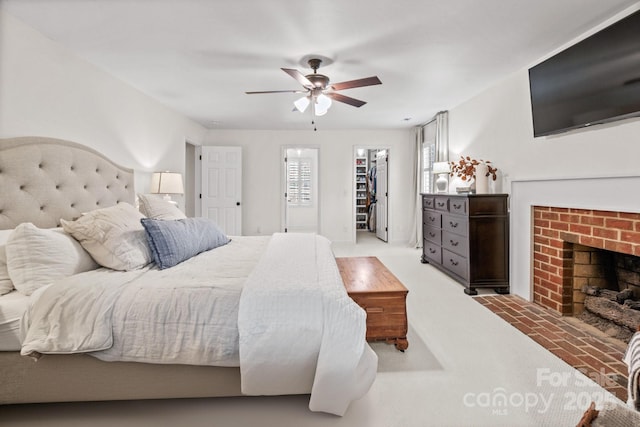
[314,94,332,116]
[150,172,184,195]
[294,96,310,113]
[432,162,450,174]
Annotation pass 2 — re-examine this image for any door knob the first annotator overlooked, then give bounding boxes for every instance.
[236,202,241,206]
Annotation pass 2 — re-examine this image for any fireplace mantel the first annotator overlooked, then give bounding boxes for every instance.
[509,175,640,302]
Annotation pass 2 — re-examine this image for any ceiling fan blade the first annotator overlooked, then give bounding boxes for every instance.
[281,68,314,88]
[245,90,306,94]
[327,92,367,108]
[331,76,382,91]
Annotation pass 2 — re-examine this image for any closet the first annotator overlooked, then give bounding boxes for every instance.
[355,153,368,230]
[354,148,388,241]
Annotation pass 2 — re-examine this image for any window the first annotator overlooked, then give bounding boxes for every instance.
[422,141,435,193]
[287,158,312,205]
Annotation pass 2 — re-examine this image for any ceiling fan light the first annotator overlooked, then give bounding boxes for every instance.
[315,94,332,116]
[293,96,310,113]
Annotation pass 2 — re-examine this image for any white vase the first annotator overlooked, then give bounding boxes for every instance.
[474,164,489,194]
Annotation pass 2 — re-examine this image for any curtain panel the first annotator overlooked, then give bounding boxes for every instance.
[408,111,448,248]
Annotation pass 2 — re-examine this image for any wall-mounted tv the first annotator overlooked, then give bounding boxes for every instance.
[528,10,640,137]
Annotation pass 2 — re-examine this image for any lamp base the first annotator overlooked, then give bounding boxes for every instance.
[435,174,448,194]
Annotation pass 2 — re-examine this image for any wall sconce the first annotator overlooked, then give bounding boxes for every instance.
[432,162,450,194]
[150,171,184,204]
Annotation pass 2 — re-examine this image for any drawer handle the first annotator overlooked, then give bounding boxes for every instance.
[429,216,436,222]
[429,232,436,237]
[453,203,461,209]
[437,202,445,207]
[450,240,459,246]
[366,307,384,314]
[429,248,436,254]
[449,259,459,266]
[449,221,458,228]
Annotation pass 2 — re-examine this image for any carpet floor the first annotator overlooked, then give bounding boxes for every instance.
[0,235,627,426]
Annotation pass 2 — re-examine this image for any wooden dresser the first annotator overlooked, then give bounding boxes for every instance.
[337,256,408,351]
[421,193,509,295]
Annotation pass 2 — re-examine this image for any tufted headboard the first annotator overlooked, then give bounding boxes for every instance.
[0,137,135,230]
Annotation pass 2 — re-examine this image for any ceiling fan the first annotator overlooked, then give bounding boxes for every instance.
[245,58,382,116]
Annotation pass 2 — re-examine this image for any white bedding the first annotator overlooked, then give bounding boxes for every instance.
[239,233,377,415]
[20,233,376,415]
[0,291,29,351]
[21,236,269,366]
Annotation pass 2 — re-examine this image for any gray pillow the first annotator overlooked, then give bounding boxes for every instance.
[141,217,230,269]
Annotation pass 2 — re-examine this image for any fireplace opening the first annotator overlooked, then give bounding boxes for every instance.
[573,245,640,342]
[532,206,640,344]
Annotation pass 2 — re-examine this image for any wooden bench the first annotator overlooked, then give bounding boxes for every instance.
[336,256,409,351]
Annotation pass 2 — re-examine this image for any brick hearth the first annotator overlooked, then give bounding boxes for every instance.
[532,206,640,315]
[476,295,628,401]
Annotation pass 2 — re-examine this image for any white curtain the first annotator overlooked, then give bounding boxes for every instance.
[408,111,448,248]
[434,111,448,162]
[408,126,423,248]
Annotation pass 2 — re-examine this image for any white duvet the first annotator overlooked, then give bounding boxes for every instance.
[20,233,377,415]
[239,233,377,415]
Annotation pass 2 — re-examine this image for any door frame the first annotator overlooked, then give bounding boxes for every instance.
[352,145,391,244]
[198,145,243,235]
[281,145,321,234]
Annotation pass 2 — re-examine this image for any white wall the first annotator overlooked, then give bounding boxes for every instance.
[448,4,640,185]
[447,6,640,300]
[0,10,206,195]
[448,70,640,185]
[203,129,415,243]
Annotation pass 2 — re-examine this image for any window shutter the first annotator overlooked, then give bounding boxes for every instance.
[287,158,312,205]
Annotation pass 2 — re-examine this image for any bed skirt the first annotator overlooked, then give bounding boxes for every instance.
[0,351,245,404]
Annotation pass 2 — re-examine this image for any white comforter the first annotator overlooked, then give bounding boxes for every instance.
[239,233,377,415]
[21,236,270,365]
[20,233,377,415]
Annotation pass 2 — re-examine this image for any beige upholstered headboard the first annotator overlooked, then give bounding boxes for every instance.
[0,137,135,230]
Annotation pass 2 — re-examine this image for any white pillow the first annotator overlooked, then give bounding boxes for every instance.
[5,224,99,296]
[0,230,14,295]
[61,203,152,271]
[137,194,186,220]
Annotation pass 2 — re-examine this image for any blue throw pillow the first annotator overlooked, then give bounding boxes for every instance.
[140,217,230,269]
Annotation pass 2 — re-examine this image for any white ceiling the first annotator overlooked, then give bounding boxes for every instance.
[2,0,638,130]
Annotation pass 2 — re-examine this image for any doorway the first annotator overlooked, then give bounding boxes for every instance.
[354,147,389,244]
[282,147,319,234]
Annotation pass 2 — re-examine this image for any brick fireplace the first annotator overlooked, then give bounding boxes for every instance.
[532,206,640,315]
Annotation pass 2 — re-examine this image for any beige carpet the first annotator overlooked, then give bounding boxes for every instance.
[370,325,443,373]
[0,240,625,426]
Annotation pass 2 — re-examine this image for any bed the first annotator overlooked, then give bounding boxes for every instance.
[0,136,377,415]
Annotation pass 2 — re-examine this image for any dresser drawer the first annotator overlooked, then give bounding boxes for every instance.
[423,225,441,244]
[423,210,442,228]
[442,249,469,281]
[434,197,449,212]
[449,198,467,215]
[442,214,468,236]
[422,196,435,209]
[442,231,469,257]
[423,240,442,264]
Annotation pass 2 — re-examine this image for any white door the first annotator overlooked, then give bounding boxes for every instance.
[200,146,242,235]
[376,151,388,242]
[283,147,319,233]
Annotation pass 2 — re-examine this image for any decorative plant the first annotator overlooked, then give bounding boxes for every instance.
[449,156,498,181]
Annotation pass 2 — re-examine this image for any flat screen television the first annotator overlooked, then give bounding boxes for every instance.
[528,10,640,137]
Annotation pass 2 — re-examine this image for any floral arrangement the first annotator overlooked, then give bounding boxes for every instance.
[449,156,498,181]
